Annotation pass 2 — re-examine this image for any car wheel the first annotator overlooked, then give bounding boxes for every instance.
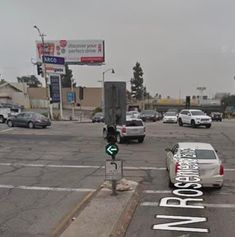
[191,120,196,128]
[117,133,124,144]
[28,121,34,129]
[7,120,13,127]
[178,118,183,126]
[0,116,5,123]
[168,178,174,188]
[138,137,144,143]
[205,124,211,128]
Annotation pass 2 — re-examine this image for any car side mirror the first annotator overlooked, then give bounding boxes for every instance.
[215,149,218,153]
[165,147,172,153]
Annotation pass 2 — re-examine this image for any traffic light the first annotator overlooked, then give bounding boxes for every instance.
[186,96,191,109]
[106,125,117,144]
[79,87,84,100]
[37,64,43,76]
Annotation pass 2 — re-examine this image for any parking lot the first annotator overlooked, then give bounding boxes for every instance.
[0,120,235,236]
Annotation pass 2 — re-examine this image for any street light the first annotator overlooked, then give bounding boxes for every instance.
[102,68,115,112]
[33,25,51,118]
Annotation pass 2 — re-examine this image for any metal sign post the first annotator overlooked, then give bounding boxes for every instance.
[104,81,126,196]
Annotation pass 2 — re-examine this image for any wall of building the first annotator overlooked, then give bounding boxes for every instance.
[28,87,102,110]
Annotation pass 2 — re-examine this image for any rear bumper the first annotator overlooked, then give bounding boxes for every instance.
[122,135,145,140]
[171,175,223,188]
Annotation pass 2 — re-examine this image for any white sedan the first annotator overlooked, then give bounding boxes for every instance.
[163,112,178,123]
[166,142,224,188]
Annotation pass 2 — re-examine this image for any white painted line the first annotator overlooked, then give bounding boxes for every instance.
[144,190,234,195]
[0,128,14,133]
[144,190,172,194]
[140,202,235,209]
[0,184,96,192]
[0,162,234,172]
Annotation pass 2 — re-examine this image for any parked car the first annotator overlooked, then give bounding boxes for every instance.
[178,109,212,128]
[0,108,11,123]
[166,142,224,188]
[126,111,140,119]
[7,112,51,129]
[163,112,178,123]
[92,112,104,123]
[103,118,145,143]
[210,112,222,122]
[140,110,159,122]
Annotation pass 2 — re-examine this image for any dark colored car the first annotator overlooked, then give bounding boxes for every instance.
[210,112,222,122]
[140,110,159,122]
[92,112,104,123]
[7,112,51,128]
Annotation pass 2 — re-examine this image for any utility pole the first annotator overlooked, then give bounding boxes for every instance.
[34,25,52,118]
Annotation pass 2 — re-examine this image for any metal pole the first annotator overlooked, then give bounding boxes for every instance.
[59,75,63,120]
[34,25,51,119]
[102,72,105,113]
[111,85,117,196]
[71,79,75,120]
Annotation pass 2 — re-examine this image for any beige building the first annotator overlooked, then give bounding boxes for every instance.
[28,87,102,110]
[0,82,30,108]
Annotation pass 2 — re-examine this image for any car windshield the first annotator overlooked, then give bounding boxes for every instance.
[191,111,205,116]
[141,110,155,115]
[126,120,143,127]
[95,113,103,117]
[165,112,176,116]
[195,149,217,159]
[34,113,46,119]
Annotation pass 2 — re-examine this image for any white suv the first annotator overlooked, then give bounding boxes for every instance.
[178,109,212,128]
[103,118,145,143]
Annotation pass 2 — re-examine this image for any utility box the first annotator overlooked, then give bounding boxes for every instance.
[104,81,126,125]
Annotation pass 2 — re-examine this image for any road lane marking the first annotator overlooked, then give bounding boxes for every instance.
[144,190,234,195]
[0,128,14,133]
[144,190,172,194]
[0,184,96,192]
[141,202,235,208]
[0,162,234,171]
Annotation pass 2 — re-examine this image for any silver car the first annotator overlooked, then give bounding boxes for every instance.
[166,142,224,188]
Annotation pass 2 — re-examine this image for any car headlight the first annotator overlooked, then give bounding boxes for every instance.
[196,117,201,120]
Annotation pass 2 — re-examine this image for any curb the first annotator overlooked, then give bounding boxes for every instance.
[59,180,141,237]
[51,186,102,237]
[110,182,142,237]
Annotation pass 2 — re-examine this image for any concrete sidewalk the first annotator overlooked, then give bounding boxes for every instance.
[60,180,139,237]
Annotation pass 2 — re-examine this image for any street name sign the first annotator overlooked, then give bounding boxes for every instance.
[105,143,119,156]
[105,160,123,181]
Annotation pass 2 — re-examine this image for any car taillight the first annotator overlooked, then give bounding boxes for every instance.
[175,162,180,174]
[121,126,126,134]
[220,164,224,175]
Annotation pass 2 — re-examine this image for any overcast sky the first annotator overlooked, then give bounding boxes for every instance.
[1,0,235,98]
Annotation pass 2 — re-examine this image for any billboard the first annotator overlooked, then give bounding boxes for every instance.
[36,40,105,65]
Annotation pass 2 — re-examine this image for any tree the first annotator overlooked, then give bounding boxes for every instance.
[130,62,144,100]
[17,75,42,87]
[61,64,73,88]
[221,95,235,107]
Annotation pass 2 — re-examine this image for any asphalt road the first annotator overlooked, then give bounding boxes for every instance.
[124,120,235,237]
[0,120,235,236]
